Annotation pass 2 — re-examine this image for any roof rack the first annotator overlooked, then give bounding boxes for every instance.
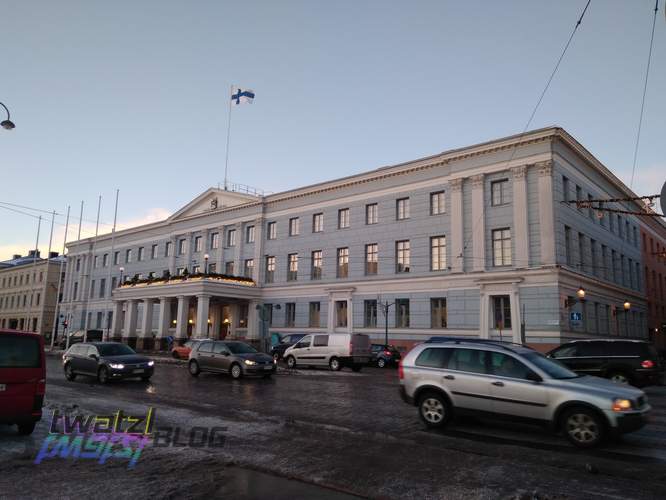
[425,336,534,353]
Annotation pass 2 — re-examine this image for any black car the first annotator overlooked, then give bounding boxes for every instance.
[270,333,307,361]
[370,344,401,368]
[63,342,154,384]
[547,339,663,387]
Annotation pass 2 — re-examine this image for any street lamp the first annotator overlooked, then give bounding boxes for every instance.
[380,300,396,346]
[623,301,631,311]
[119,267,125,285]
[0,102,15,130]
[204,254,209,274]
[576,287,586,300]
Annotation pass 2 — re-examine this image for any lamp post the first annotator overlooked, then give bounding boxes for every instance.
[204,254,209,274]
[623,301,631,336]
[256,303,281,353]
[119,266,125,285]
[380,300,396,346]
[0,102,15,130]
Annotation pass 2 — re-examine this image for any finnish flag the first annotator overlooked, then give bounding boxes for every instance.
[231,87,255,105]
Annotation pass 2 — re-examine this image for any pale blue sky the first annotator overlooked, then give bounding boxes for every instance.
[1,0,664,259]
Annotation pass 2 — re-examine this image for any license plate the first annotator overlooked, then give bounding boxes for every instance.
[132,369,144,374]
[0,384,5,391]
[263,365,273,370]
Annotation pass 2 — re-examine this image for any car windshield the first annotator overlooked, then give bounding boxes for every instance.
[524,352,579,379]
[97,344,136,356]
[0,336,40,368]
[227,342,257,354]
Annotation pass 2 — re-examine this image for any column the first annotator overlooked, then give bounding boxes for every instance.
[471,174,485,272]
[247,300,260,340]
[347,298,353,333]
[157,297,171,349]
[252,218,264,283]
[139,299,154,349]
[537,160,556,266]
[215,226,225,273]
[450,178,464,273]
[168,236,177,274]
[479,291,490,339]
[185,232,193,272]
[512,165,529,269]
[123,299,138,346]
[510,285,522,343]
[175,295,188,340]
[111,300,124,341]
[234,223,243,275]
[195,294,210,338]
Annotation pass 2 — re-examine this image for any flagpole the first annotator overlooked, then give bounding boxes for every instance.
[40,211,55,338]
[105,189,119,342]
[50,205,70,350]
[67,200,84,352]
[84,195,102,342]
[26,216,42,331]
[224,84,233,191]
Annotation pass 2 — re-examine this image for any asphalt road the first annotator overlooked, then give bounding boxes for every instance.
[1,356,666,499]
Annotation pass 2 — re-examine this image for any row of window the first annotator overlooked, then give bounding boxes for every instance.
[0,292,41,310]
[0,271,44,289]
[0,317,39,332]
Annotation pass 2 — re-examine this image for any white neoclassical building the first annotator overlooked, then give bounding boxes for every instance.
[60,127,659,351]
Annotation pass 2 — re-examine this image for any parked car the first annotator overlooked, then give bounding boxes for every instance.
[370,344,402,368]
[188,340,275,379]
[171,339,205,359]
[283,333,371,372]
[270,333,307,361]
[58,329,103,349]
[399,338,651,448]
[0,330,46,435]
[546,339,664,387]
[63,342,154,384]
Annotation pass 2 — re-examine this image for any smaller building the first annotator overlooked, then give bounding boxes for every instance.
[0,250,66,339]
[641,218,666,349]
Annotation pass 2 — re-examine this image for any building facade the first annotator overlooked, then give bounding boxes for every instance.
[0,251,66,338]
[60,127,664,351]
[641,219,666,349]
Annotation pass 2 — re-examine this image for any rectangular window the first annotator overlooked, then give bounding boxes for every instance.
[562,176,569,202]
[492,229,511,266]
[102,253,109,267]
[578,232,585,271]
[246,226,255,243]
[601,245,608,280]
[208,263,217,273]
[211,232,219,249]
[225,262,234,275]
[564,226,572,265]
[244,259,254,278]
[89,280,96,299]
[267,222,277,240]
[287,253,298,281]
[364,300,377,327]
[338,208,350,229]
[366,203,378,225]
[194,236,202,252]
[396,198,410,220]
[312,213,323,233]
[285,303,296,328]
[311,250,322,280]
[125,249,132,263]
[151,245,158,259]
[265,256,275,283]
[430,236,447,271]
[491,180,509,206]
[395,299,410,328]
[99,278,106,298]
[590,239,597,276]
[138,247,144,261]
[289,217,300,236]
[575,185,582,207]
[337,247,349,278]
[111,277,117,290]
[93,255,99,268]
[309,302,320,327]
[611,250,618,282]
[177,267,185,276]
[431,298,447,328]
[192,265,201,274]
[396,240,410,273]
[76,258,81,271]
[227,229,236,247]
[587,194,594,219]
[365,243,378,275]
[335,300,348,328]
[165,242,172,257]
[178,239,186,255]
[430,191,445,215]
[492,295,512,329]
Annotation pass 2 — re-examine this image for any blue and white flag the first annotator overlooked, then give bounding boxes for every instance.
[231,87,255,105]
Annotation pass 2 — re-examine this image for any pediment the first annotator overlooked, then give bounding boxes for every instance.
[169,188,259,221]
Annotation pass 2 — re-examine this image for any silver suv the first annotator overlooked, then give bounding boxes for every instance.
[399,339,651,448]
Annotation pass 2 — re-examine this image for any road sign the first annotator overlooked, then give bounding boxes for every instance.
[570,312,582,321]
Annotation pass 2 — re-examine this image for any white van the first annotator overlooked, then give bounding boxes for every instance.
[283,333,371,372]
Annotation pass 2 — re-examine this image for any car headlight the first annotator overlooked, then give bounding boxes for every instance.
[612,398,633,412]
[244,359,257,366]
[109,363,125,369]
[147,361,155,367]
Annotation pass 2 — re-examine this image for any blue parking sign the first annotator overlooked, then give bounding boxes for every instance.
[570,312,582,321]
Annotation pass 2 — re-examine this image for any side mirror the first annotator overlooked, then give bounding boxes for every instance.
[526,372,542,383]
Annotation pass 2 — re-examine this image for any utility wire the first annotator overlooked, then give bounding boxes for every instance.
[629,0,659,190]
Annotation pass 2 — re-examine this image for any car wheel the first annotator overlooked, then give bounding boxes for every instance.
[97,366,109,384]
[418,392,452,429]
[329,357,341,371]
[286,356,297,369]
[351,364,363,372]
[171,351,179,359]
[273,353,280,363]
[562,407,605,448]
[230,363,243,380]
[609,372,631,385]
[64,363,76,381]
[188,360,200,377]
[17,421,36,436]
[377,358,386,368]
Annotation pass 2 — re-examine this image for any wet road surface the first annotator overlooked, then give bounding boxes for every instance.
[1,356,666,499]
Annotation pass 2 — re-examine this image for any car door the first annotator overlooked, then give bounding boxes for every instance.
[196,341,215,370]
[487,352,549,421]
[548,344,581,372]
[80,345,99,375]
[442,348,496,413]
[72,345,91,374]
[212,342,232,373]
[291,336,313,363]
